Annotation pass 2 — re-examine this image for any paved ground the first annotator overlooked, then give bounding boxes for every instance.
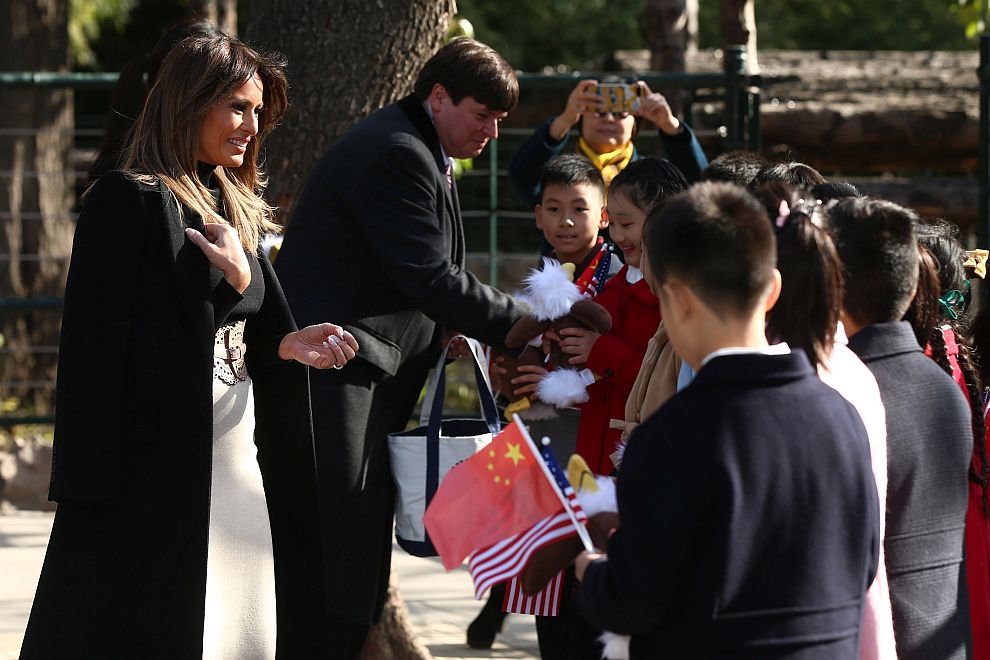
[0,511,539,659]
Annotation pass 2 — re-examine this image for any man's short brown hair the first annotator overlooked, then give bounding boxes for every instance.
[414,38,518,112]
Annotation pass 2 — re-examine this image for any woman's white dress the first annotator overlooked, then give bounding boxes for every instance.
[202,318,277,659]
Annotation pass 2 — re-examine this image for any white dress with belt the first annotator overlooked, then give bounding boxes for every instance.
[198,221,277,659]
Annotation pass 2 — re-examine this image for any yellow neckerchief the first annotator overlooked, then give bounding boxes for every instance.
[577,137,634,184]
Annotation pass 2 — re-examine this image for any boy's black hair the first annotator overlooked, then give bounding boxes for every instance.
[538,154,606,204]
[608,157,688,213]
[827,197,920,327]
[646,182,776,318]
[414,38,518,112]
[701,150,767,187]
[754,161,827,188]
[812,181,862,203]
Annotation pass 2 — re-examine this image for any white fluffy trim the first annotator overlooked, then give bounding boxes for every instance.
[609,441,626,471]
[575,477,618,517]
[537,368,590,408]
[598,632,631,660]
[523,258,582,321]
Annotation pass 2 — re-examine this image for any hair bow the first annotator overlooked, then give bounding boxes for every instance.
[964,249,988,280]
[775,200,790,229]
[938,289,967,321]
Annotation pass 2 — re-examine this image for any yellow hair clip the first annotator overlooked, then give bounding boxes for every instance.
[964,249,988,280]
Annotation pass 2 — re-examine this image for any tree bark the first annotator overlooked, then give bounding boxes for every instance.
[720,0,759,73]
[244,0,456,224]
[0,0,74,412]
[643,0,697,114]
[188,0,237,36]
[360,568,433,660]
[644,0,698,73]
[245,3,455,658]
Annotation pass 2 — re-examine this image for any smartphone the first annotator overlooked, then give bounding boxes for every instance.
[596,82,641,114]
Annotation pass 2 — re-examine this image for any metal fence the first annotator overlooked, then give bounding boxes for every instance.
[0,46,762,428]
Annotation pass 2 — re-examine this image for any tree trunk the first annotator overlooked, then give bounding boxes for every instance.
[0,0,74,412]
[188,0,238,36]
[643,0,697,114]
[720,0,759,73]
[644,0,698,73]
[244,3,455,658]
[360,568,433,660]
[244,0,456,224]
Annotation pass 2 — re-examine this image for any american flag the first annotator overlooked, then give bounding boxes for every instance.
[466,440,587,616]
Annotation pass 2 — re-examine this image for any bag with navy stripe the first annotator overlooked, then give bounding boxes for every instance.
[388,336,500,557]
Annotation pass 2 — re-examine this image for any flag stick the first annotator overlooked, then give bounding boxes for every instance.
[512,414,595,553]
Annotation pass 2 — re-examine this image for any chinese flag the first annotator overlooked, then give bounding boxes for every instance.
[424,419,564,570]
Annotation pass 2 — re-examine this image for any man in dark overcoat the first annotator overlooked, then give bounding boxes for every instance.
[831,197,973,660]
[274,38,530,657]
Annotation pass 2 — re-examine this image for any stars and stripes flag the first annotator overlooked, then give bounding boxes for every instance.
[466,422,592,616]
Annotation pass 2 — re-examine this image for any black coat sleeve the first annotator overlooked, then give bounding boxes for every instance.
[355,139,528,347]
[245,253,330,656]
[578,415,709,635]
[659,123,708,183]
[49,172,146,501]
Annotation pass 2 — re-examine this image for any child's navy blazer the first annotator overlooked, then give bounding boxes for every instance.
[579,349,880,659]
[848,321,972,660]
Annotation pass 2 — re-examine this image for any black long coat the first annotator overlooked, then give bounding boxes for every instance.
[275,95,530,626]
[20,172,329,659]
[848,321,974,660]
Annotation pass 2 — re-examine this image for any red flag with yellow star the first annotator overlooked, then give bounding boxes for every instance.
[424,418,564,570]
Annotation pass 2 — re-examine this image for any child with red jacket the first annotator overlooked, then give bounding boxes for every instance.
[560,158,688,475]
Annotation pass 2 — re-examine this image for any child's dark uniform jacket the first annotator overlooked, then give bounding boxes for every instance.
[576,264,660,475]
[579,350,880,659]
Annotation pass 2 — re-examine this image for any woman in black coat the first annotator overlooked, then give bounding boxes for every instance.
[20,34,358,659]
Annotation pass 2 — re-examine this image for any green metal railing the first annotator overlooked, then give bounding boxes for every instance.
[0,72,120,88]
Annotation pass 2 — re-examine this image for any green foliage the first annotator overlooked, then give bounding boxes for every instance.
[952,0,990,38]
[749,0,971,50]
[456,0,647,71]
[457,0,972,74]
[69,0,136,67]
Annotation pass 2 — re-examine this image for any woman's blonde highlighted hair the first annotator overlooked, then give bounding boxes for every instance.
[120,33,288,251]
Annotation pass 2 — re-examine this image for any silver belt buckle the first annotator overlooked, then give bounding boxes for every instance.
[226,345,243,361]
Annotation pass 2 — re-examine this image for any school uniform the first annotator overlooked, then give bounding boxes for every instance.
[579,349,880,659]
[848,321,973,660]
[577,265,660,475]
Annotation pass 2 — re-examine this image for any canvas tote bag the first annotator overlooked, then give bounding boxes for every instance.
[389,336,501,557]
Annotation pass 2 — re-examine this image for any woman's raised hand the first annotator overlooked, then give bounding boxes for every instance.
[549,79,602,141]
[634,81,681,136]
[278,323,359,369]
[185,224,251,293]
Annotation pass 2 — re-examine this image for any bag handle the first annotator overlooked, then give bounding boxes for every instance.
[419,336,500,528]
[421,335,501,439]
